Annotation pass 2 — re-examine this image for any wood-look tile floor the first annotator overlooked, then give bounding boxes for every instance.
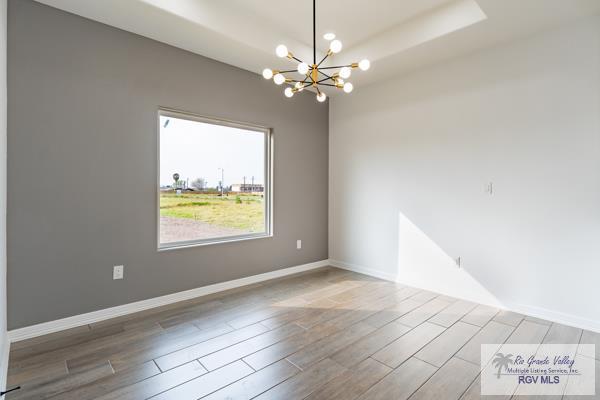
[7,267,600,400]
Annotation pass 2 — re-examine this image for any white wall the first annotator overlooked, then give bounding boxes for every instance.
[330,15,600,331]
[0,0,6,389]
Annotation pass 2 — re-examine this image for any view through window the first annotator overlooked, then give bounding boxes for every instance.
[159,110,270,247]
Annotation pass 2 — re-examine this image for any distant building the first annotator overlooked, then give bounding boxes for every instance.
[173,180,187,190]
[231,183,264,193]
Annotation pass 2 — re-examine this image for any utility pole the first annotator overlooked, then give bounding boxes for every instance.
[243,176,246,193]
[251,176,254,193]
[218,168,224,196]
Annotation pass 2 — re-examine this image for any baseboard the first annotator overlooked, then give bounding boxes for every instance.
[329,258,600,333]
[0,334,9,393]
[506,302,600,333]
[329,259,398,282]
[8,259,330,342]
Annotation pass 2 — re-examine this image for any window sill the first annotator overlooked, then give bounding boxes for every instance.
[158,232,273,252]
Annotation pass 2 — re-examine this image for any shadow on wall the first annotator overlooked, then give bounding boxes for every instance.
[396,211,503,308]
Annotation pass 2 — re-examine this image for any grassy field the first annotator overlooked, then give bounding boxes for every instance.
[160,192,265,232]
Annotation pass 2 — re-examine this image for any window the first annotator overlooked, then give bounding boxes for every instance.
[158,109,271,249]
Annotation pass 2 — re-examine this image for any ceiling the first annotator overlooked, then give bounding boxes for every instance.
[35,0,600,93]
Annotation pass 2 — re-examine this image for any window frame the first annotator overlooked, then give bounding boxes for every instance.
[157,107,273,251]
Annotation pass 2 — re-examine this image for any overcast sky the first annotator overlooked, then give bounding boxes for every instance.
[160,115,265,187]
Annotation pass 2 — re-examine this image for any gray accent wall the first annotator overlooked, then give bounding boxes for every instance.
[7,0,328,329]
[0,0,7,362]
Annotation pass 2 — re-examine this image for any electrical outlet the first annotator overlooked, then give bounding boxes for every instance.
[455,257,461,268]
[113,265,124,280]
[485,182,494,195]
[296,240,302,250]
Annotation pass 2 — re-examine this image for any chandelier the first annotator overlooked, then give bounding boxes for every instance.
[262,0,370,102]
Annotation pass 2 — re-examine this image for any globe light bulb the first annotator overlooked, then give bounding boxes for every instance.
[323,32,336,41]
[316,92,327,102]
[329,39,343,54]
[295,82,305,92]
[343,82,354,93]
[262,68,273,79]
[273,73,285,85]
[339,67,351,79]
[358,59,370,71]
[297,62,309,75]
[275,44,288,58]
[284,87,294,98]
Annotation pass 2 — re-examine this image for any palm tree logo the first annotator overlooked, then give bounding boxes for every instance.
[492,353,514,378]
